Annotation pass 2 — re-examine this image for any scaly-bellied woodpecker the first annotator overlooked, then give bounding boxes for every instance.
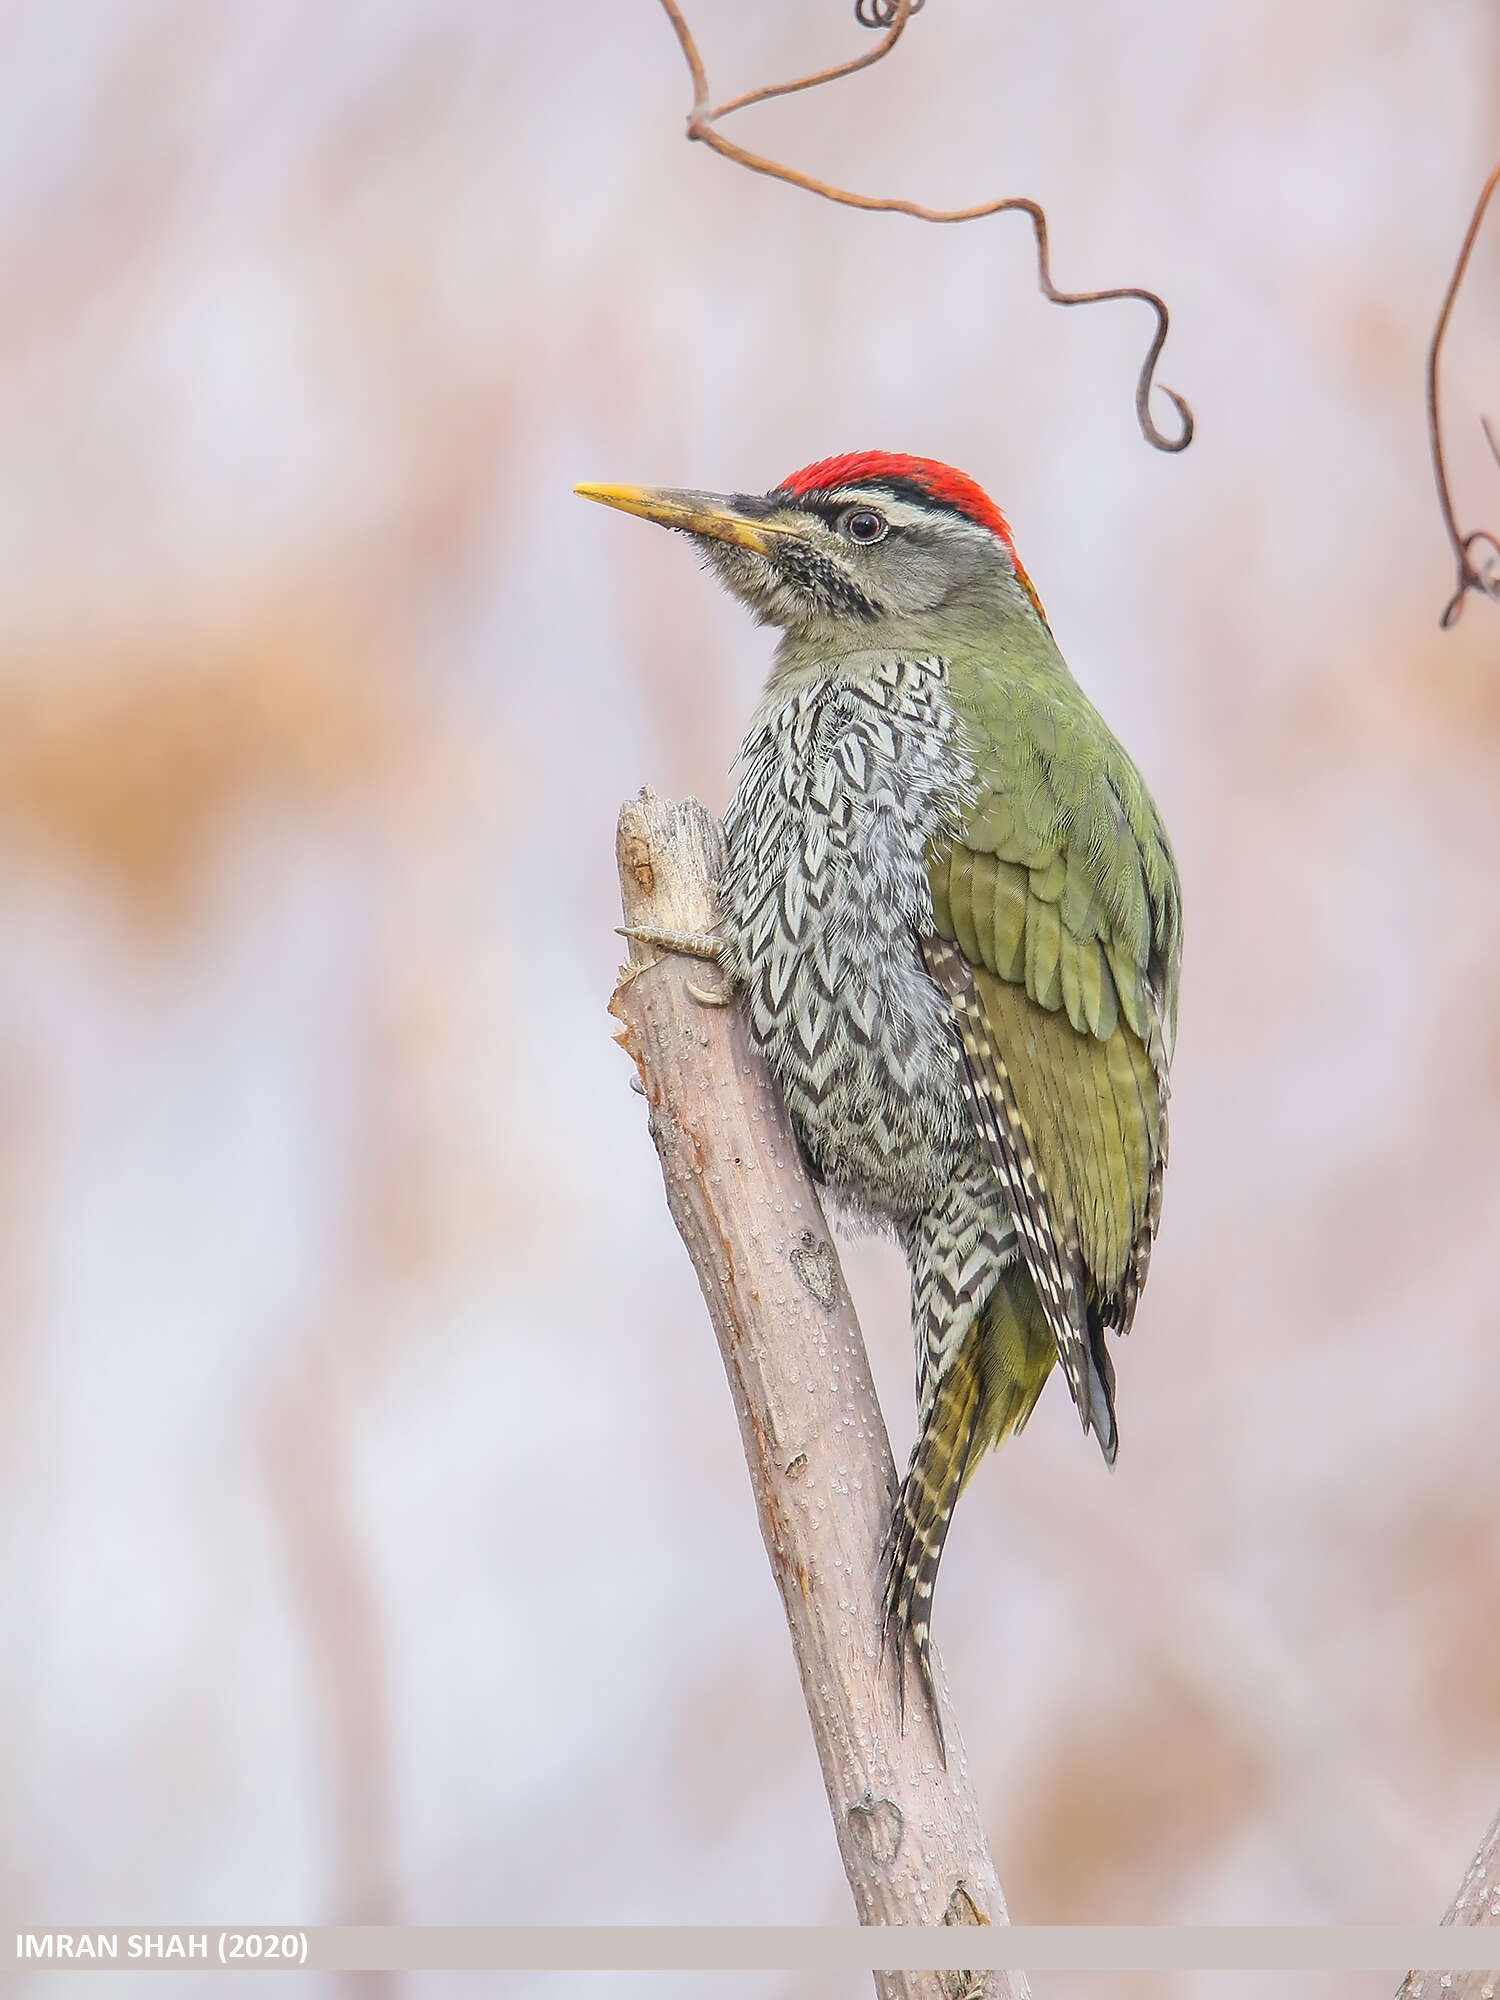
[578,454,1182,1746]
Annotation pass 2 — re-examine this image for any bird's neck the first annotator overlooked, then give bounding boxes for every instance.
[764,576,1069,708]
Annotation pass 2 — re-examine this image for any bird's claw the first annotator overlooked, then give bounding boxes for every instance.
[619,925,734,1008]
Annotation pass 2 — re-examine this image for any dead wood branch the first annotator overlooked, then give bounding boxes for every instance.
[1395,1800,1500,1999]
[609,788,1028,2000]
[1428,161,1500,627]
[656,0,1193,454]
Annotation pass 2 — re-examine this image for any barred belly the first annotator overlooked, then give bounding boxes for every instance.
[718,655,981,1226]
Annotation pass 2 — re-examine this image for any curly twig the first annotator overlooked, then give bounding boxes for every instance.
[1427,161,1500,628]
[656,0,1193,454]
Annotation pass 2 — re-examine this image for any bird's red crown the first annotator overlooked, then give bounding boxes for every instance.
[778,452,1014,553]
[777,451,1044,623]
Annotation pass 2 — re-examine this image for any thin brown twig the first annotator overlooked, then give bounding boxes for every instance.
[1427,161,1500,628]
[705,0,920,120]
[656,0,1193,454]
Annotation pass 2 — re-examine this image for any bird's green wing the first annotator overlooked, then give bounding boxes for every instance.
[927,676,1182,1451]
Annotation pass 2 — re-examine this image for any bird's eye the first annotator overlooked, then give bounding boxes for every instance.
[840,508,888,545]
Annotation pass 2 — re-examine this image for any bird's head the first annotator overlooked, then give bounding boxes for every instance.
[575,451,1048,641]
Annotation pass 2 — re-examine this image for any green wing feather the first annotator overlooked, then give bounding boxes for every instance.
[928,669,1182,1436]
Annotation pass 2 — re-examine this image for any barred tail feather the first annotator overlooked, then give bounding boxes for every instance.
[1085,1301,1119,1464]
[882,1275,1056,1760]
[882,1341,982,1763]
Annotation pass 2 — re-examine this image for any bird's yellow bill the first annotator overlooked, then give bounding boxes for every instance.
[573,482,789,554]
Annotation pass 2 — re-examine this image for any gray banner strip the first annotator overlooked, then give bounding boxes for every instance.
[7,1929,1499,1974]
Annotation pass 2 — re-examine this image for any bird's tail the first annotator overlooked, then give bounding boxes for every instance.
[882,1272,1055,1759]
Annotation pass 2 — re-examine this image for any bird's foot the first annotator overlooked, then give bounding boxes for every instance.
[618,924,722,961]
[617,926,735,1008]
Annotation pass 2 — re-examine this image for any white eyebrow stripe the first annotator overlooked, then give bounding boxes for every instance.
[816,488,993,537]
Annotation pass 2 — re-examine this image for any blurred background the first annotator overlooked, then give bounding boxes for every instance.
[1,3,1497,1997]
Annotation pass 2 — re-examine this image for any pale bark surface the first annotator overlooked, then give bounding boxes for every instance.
[1397,1803,1500,1999]
[610,789,1029,2000]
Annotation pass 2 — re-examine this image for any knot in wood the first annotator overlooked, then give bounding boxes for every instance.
[944,1880,990,1926]
[623,833,655,896]
[847,1791,904,1867]
[790,1229,838,1310]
